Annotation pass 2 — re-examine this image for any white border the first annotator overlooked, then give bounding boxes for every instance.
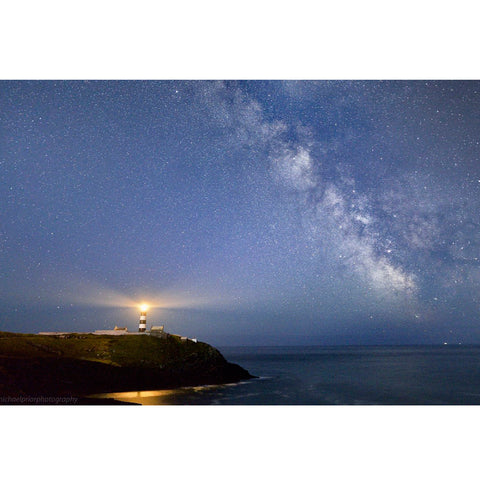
[1,0,479,79]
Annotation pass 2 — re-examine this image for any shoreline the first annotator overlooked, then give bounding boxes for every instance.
[85,377,258,405]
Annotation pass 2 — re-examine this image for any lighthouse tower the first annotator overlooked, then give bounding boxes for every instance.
[138,305,148,332]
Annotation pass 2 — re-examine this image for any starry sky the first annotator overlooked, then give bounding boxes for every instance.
[1,80,480,346]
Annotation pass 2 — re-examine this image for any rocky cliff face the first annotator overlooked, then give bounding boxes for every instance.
[0,332,254,403]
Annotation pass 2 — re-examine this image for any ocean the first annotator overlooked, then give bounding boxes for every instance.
[92,345,480,405]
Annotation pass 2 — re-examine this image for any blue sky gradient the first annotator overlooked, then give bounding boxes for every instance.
[1,80,480,345]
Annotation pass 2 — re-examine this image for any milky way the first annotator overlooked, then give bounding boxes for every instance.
[1,81,480,345]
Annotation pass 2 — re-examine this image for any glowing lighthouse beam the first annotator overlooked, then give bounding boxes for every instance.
[138,304,149,333]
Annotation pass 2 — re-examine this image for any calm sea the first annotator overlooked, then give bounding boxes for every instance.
[92,345,480,405]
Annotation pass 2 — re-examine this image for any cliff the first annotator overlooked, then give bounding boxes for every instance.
[0,331,254,404]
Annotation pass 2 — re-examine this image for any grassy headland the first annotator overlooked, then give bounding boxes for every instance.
[0,331,253,404]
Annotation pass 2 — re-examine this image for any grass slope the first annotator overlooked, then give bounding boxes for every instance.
[0,332,253,401]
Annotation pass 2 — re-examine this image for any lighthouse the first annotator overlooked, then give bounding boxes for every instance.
[138,304,148,332]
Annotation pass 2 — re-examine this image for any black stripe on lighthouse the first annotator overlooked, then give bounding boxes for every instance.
[139,310,147,332]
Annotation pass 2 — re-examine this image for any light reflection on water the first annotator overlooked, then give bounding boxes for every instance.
[88,382,245,405]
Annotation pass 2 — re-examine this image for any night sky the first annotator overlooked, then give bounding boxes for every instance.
[1,80,480,346]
